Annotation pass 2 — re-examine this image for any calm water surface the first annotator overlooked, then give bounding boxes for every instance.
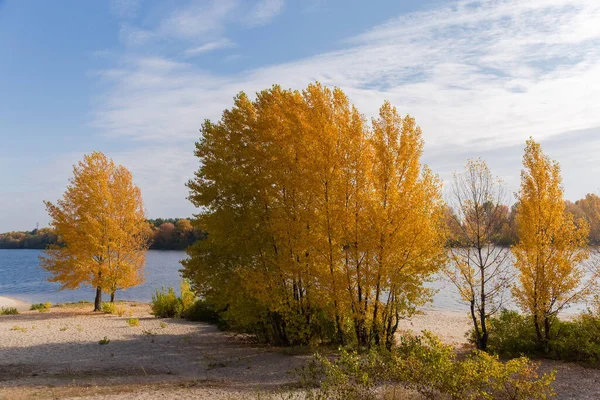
[0,249,591,313]
[0,249,186,304]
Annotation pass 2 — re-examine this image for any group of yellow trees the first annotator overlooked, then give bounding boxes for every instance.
[183,83,598,347]
[43,82,597,350]
[183,83,446,347]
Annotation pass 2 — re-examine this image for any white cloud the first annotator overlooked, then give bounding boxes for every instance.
[87,0,600,221]
[97,0,600,147]
[158,0,238,41]
[185,38,236,56]
[245,0,285,27]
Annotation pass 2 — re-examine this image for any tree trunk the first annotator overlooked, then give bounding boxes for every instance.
[110,291,116,303]
[94,286,103,312]
[470,299,482,349]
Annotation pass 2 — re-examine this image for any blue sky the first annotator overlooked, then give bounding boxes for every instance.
[1,0,600,231]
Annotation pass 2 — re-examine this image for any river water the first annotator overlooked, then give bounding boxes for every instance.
[0,249,186,304]
[0,249,593,313]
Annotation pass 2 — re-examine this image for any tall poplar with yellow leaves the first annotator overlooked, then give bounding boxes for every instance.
[41,152,149,311]
[512,138,589,346]
[184,83,447,347]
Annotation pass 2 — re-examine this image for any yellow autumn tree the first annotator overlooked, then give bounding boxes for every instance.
[183,83,447,347]
[366,102,447,348]
[41,152,149,311]
[512,138,589,346]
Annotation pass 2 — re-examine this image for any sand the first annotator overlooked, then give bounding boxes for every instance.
[1,303,598,399]
[0,297,30,313]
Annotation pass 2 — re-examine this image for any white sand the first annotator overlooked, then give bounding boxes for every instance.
[1,303,598,399]
[0,296,30,312]
[397,307,472,346]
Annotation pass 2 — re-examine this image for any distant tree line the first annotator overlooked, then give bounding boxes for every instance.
[444,193,600,247]
[5,199,600,251]
[0,228,61,249]
[146,218,206,250]
[0,218,205,250]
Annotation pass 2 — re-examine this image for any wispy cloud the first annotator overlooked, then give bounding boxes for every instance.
[245,0,285,27]
[89,0,600,215]
[159,0,238,41]
[96,0,600,147]
[109,0,141,19]
[184,38,236,56]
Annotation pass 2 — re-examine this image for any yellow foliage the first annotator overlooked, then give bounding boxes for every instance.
[512,138,590,344]
[183,83,447,346]
[41,152,149,310]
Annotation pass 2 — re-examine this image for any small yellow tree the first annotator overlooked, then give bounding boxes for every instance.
[41,152,149,311]
[512,138,589,346]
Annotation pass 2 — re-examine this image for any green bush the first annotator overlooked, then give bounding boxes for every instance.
[127,318,140,327]
[151,280,201,319]
[484,308,600,364]
[394,331,555,400]
[0,307,18,315]
[300,331,555,400]
[30,302,51,312]
[180,280,196,315]
[184,299,221,323]
[549,314,600,363]
[151,287,183,318]
[101,302,116,314]
[482,309,538,357]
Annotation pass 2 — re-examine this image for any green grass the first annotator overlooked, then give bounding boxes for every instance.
[0,307,18,315]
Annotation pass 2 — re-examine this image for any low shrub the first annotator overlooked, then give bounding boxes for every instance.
[102,302,116,314]
[0,307,18,315]
[101,302,126,316]
[151,287,182,318]
[30,302,52,312]
[184,298,221,323]
[481,309,538,357]
[127,318,140,327]
[300,331,555,400]
[484,308,600,364]
[99,336,110,345]
[151,280,199,318]
[394,331,555,400]
[548,314,600,364]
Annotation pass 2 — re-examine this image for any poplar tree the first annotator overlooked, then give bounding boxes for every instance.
[512,139,589,346]
[41,152,149,311]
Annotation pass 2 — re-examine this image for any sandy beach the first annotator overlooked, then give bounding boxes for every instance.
[0,302,598,399]
[0,296,30,312]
